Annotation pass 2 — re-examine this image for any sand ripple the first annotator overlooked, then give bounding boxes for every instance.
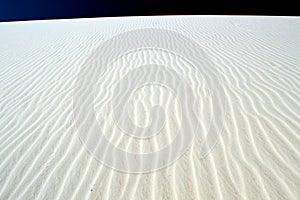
[0,16,299,200]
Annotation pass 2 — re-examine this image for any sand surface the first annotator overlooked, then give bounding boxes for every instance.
[0,16,299,199]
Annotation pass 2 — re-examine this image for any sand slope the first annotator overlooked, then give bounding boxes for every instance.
[0,16,299,200]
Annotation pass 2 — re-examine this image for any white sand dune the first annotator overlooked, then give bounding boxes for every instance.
[0,16,299,200]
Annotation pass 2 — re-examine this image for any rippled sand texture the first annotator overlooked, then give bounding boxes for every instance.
[0,16,300,200]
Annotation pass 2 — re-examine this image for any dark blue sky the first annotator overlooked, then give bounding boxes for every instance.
[0,0,295,22]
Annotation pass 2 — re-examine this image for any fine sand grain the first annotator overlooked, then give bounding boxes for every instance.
[0,16,299,200]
